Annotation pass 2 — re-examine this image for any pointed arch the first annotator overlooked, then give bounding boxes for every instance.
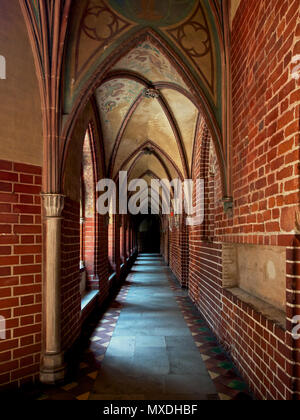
[115,140,184,182]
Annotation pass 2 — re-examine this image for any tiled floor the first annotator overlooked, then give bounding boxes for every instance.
[90,254,217,400]
[11,254,252,400]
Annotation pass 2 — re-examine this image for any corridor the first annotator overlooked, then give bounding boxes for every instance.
[90,254,217,400]
[25,255,251,401]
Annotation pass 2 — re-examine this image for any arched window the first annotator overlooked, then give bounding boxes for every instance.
[120,216,127,265]
[80,127,98,294]
[107,204,115,274]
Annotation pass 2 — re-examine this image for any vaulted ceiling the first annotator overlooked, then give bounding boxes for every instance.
[22,0,232,198]
[62,0,229,198]
[94,40,200,189]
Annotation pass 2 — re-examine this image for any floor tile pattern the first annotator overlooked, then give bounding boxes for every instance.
[167,273,253,401]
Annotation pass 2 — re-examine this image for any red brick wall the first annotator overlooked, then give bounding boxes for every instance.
[223,0,299,399]
[126,226,130,258]
[61,118,111,351]
[61,198,81,351]
[168,219,189,287]
[189,129,300,400]
[189,120,224,328]
[108,215,121,277]
[0,160,42,389]
[220,286,296,400]
[187,0,300,400]
[114,215,121,278]
[221,0,300,245]
[120,225,125,263]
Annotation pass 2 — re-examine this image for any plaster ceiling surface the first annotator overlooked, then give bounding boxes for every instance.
[123,151,179,181]
[161,88,198,169]
[129,153,170,181]
[113,95,185,177]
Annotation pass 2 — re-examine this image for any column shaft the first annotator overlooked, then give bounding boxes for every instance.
[40,194,65,384]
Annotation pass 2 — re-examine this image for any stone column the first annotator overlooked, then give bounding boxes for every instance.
[40,193,65,384]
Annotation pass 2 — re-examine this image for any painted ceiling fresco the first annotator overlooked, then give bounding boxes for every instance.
[113,41,188,89]
[95,78,144,163]
[165,1,215,94]
[108,0,197,27]
[65,0,222,126]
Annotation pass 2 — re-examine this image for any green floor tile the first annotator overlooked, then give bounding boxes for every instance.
[228,380,248,391]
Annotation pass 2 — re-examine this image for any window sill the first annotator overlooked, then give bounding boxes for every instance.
[81,290,99,312]
[227,287,286,330]
[109,272,116,283]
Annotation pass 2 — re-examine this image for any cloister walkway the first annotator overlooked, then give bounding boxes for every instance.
[87,255,251,401]
[16,255,251,400]
[90,254,217,400]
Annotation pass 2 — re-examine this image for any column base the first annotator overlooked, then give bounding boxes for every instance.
[40,352,66,384]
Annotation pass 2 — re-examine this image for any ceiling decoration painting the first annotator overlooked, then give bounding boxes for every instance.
[107,0,197,27]
[95,79,144,166]
[97,79,143,116]
[65,0,221,125]
[62,0,227,198]
[113,41,188,89]
[74,0,133,81]
[165,1,215,95]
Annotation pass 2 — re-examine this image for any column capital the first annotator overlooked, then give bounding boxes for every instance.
[42,194,65,218]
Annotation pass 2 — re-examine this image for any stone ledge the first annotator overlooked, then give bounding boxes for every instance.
[109,272,117,283]
[227,287,286,330]
[81,290,99,312]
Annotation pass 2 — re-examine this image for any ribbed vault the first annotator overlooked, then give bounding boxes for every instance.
[95,40,200,195]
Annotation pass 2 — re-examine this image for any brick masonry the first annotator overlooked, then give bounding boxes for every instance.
[0,160,42,389]
[61,198,81,351]
[163,0,300,401]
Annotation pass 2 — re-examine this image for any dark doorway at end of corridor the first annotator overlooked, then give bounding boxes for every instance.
[136,215,161,254]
